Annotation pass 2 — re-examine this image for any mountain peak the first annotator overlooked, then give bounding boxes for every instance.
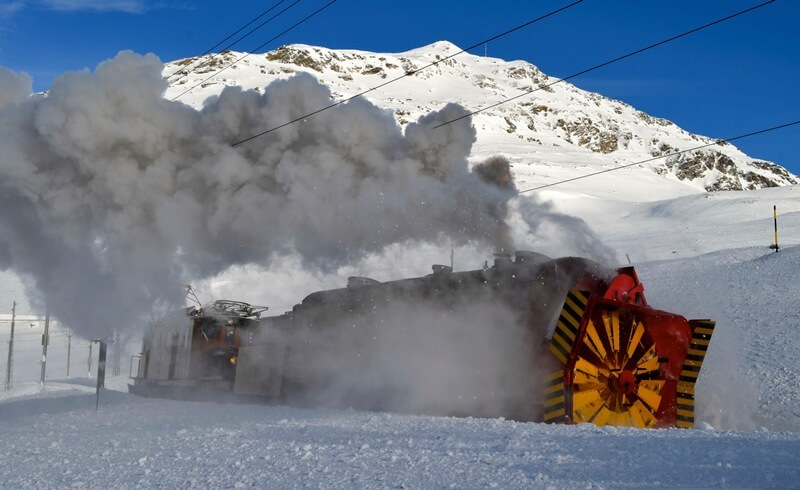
[413,40,462,54]
[165,43,797,193]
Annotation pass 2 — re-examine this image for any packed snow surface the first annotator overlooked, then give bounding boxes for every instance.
[1,378,799,488]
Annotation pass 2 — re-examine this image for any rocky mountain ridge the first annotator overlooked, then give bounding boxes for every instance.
[164,41,797,192]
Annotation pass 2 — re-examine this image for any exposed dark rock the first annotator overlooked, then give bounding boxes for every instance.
[555,117,618,154]
[362,66,383,75]
[651,142,676,157]
[635,111,673,127]
[744,172,779,190]
[752,161,798,183]
[504,117,517,134]
[665,150,795,191]
[266,46,324,72]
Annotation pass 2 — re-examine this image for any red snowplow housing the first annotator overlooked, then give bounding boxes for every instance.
[544,267,714,429]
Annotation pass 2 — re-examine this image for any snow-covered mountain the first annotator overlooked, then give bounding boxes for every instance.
[165,41,797,192]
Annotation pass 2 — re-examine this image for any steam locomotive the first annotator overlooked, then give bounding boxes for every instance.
[129,251,714,428]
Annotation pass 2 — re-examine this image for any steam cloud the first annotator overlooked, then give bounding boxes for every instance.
[0,52,521,339]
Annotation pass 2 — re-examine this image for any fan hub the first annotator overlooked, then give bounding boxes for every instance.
[610,369,637,396]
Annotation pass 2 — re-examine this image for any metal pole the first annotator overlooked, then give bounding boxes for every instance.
[88,342,93,378]
[112,331,121,377]
[4,301,16,391]
[39,311,50,388]
[774,205,779,253]
[66,333,72,378]
[95,341,107,410]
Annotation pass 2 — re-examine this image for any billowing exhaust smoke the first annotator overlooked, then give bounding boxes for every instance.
[0,51,520,339]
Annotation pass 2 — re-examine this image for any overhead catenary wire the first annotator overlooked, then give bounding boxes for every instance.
[230,0,586,147]
[516,119,800,194]
[198,0,289,56]
[167,0,299,85]
[433,0,776,129]
[172,0,337,101]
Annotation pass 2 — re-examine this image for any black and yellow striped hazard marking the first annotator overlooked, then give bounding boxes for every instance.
[676,320,715,428]
[549,290,590,364]
[543,370,566,423]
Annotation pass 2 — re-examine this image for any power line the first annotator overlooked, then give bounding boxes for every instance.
[170,0,302,92]
[167,0,299,85]
[230,0,586,147]
[172,0,337,101]
[433,0,776,130]
[201,0,289,54]
[166,0,289,80]
[516,120,800,193]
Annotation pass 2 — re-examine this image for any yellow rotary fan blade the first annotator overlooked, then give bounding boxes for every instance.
[629,400,658,428]
[635,344,660,374]
[573,393,606,423]
[635,380,665,411]
[568,309,668,428]
[584,319,608,360]
[574,357,611,380]
[626,321,645,360]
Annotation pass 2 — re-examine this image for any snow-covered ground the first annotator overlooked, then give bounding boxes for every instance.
[1,377,799,488]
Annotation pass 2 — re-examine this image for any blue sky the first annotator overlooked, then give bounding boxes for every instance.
[1,0,798,174]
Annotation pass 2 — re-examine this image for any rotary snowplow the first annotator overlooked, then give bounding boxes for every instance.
[129,252,713,429]
[543,267,714,428]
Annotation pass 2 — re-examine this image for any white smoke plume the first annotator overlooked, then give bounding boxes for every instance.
[0,51,519,339]
[0,67,31,110]
[510,195,618,265]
